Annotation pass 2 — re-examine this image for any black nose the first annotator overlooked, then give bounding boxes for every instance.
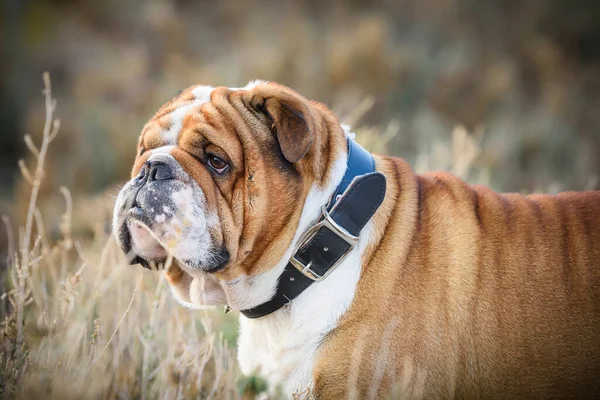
[139,160,173,182]
[133,160,174,185]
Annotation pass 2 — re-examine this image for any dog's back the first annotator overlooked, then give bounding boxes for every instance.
[314,158,600,399]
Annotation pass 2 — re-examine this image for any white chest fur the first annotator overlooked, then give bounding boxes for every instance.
[237,220,374,396]
[235,128,377,396]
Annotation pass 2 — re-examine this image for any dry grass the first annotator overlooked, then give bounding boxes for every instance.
[0,75,504,399]
[1,75,241,400]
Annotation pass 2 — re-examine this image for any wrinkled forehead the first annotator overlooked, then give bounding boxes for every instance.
[141,85,214,148]
[139,81,265,149]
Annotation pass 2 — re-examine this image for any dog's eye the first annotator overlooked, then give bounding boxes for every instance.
[207,155,229,173]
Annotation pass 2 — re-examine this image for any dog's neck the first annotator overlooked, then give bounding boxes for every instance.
[236,132,381,395]
[220,129,350,311]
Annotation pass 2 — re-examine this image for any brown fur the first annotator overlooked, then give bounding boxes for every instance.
[132,82,600,399]
[315,158,600,399]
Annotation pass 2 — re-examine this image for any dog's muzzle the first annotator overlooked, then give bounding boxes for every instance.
[112,152,226,272]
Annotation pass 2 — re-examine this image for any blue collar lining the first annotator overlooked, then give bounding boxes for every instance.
[328,137,375,209]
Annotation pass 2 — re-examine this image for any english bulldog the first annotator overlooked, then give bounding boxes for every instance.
[113,81,600,399]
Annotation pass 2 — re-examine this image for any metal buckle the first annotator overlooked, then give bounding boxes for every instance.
[289,206,359,281]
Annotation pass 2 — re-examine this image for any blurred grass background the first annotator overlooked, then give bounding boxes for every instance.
[1,0,600,398]
[3,0,600,200]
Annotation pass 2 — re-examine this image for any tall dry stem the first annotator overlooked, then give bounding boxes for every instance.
[16,73,60,356]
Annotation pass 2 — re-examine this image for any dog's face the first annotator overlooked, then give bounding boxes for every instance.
[113,82,340,307]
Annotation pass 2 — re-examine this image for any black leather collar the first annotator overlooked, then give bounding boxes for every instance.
[239,138,386,319]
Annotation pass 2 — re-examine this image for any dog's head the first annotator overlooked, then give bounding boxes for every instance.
[112,81,347,309]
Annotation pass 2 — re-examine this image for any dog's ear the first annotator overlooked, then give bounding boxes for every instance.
[248,85,314,164]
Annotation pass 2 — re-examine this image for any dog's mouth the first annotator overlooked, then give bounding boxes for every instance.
[130,222,168,269]
[119,216,168,270]
[115,205,169,270]
[118,209,229,274]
